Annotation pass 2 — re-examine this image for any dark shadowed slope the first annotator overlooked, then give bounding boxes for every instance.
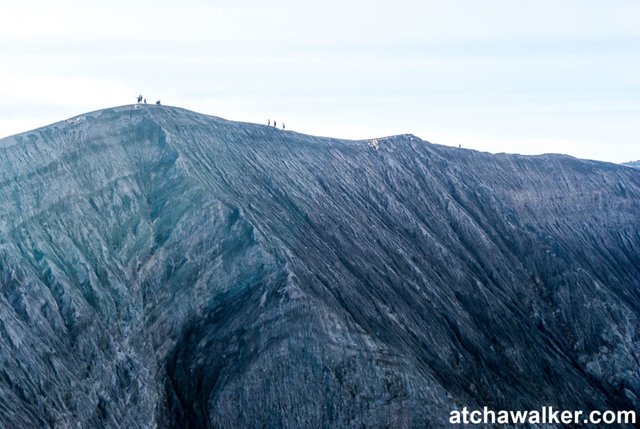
[0,105,638,428]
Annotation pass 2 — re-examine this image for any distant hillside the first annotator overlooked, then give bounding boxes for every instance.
[0,105,638,428]
[623,160,640,169]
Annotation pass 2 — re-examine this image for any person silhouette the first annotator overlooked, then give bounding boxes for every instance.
[282,123,285,130]
[268,119,271,126]
[274,120,277,128]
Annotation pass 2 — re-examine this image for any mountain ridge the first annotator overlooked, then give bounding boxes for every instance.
[0,105,638,428]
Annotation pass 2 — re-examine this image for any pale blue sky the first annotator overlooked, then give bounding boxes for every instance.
[1,0,638,162]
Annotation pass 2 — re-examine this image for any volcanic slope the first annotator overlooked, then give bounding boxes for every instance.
[0,105,638,428]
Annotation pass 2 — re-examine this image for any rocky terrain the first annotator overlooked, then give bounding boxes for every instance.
[623,160,640,169]
[0,105,638,428]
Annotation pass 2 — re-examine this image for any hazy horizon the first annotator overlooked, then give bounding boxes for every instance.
[2,0,639,163]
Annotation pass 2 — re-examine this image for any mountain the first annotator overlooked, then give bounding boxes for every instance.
[0,105,638,428]
[623,160,640,169]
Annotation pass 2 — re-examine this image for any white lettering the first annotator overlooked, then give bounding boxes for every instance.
[461,407,470,424]
[470,410,482,424]
[449,407,635,425]
[603,410,616,424]
[574,410,583,423]
[548,406,560,424]
[561,410,573,424]
[483,407,495,424]
[619,410,636,424]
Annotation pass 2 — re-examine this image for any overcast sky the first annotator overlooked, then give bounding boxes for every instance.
[1,0,638,162]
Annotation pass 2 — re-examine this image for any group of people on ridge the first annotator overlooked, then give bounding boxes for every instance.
[137,95,160,105]
[268,119,285,130]
[135,95,288,131]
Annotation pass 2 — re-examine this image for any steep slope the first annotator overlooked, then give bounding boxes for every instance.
[0,105,638,428]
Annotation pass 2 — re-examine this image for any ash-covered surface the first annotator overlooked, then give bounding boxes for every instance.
[0,105,638,428]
